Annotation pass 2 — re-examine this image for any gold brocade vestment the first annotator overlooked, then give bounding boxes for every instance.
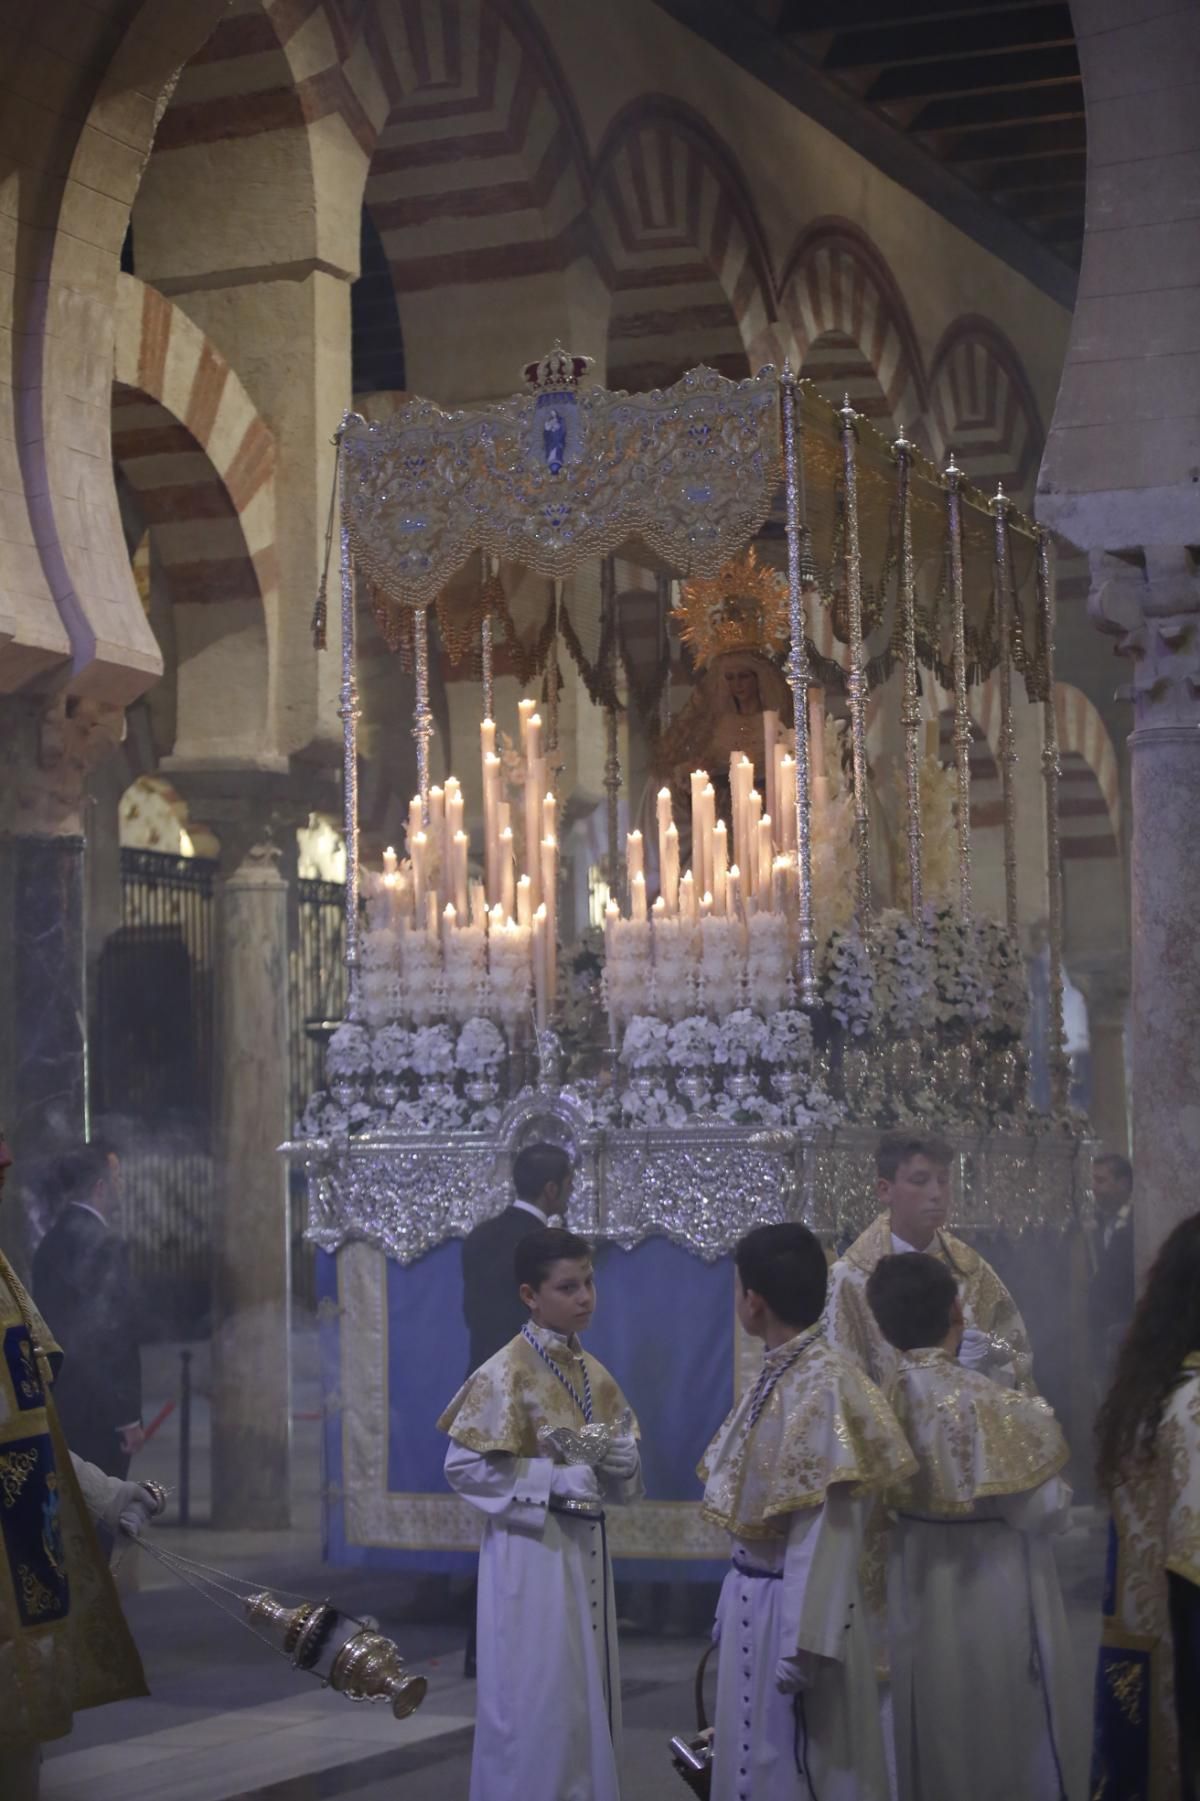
[882,1347,1067,1516]
[0,1250,147,1747]
[698,1330,915,1541]
[827,1214,1036,1396]
[437,1326,637,1455]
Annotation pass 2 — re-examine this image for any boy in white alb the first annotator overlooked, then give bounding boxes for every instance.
[438,1224,641,1801]
[866,1252,1085,1801]
[700,1223,916,1801]
[826,1132,1035,1397]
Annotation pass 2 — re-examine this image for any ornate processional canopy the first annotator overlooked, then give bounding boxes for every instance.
[337,356,783,608]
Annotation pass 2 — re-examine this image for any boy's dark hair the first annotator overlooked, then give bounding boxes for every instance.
[514,1225,591,1292]
[1094,1151,1133,1188]
[512,1141,572,1202]
[866,1253,959,1351]
[735,1223,827,1330]
[876,1131,954,1183]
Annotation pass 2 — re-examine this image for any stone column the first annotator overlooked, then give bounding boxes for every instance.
[1089,552,1200,1273]
[211,844,292,1529]
[0,693,123,1272]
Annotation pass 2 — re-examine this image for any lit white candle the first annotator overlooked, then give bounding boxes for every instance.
[532,905,548,1031]
[689,771,707,891]
[482,751,502,904]
[408,795,423,855]
[518,698,535,751]
[779,754,796,852]
[758,815,774,905]
[541,835,558,1006]
[525,751,545,910]
[747,789,763,895]
[517,873,533,929]
[699,891,713,918]
[442,901,457,943]
[500,826,515,920]
[481,717,497,760]
[727,863,742,920]
[712,818,728,916]
[680,869,696,923]
[662,821,680,914]
[470,880,487,928]
[699,783,716,903]
[527,712,543,763]
[412,830,428,913]
[626,828,644,887]
[631,870,648,922]
[383,844,398,876]
[763,710,779,833]
[542,791,557,845]
[453,829,469,919]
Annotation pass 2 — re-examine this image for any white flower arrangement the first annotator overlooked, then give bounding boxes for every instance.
[618,1080,686,1130]
[712,1086,783,1128]
[873,910,935,1035]
[762,1008,813,1068]
[927,905,991,1030]
[821,924,876,1038]
[976,917,1029,1042]
[714,1008,768,1067]
[371,1023,413,1075]
[620,1014,671,1071]
[456,1016,507,1075]
[667,1014,718,1070]
[412,1022,456,1078]
[326,1021,372,1078]
[605,917,653,1029]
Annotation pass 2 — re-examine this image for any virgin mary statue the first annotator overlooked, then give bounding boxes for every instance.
[654,550,795,840]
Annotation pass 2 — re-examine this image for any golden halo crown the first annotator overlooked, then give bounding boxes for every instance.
[672,548,790,669]
[523,342,593,394]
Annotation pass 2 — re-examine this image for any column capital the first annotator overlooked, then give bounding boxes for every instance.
[1089,547,1200,733]
[0,692,125,839]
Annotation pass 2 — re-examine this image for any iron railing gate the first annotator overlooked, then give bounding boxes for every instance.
[95,848,217,1334]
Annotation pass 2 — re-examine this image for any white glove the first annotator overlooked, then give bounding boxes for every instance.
[549,1463,602,1504]
[117,1487,161,1538]
[775,1651,819,1694]
[69,1454,163,1535]
[598,1437,639,1481]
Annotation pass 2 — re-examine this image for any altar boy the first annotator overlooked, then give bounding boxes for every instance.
[865,1253,1085,1801]
[700,1223,916,1801]
[438,1225,641,1801]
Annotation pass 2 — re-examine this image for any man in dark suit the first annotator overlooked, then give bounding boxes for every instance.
[1088,1151,1135,1374]
[32,1142,143,1480]
[461,1140,572,1375]
[458,1140,572,1675]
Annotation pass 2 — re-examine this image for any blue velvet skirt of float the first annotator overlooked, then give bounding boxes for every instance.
[0,1251,146,1750]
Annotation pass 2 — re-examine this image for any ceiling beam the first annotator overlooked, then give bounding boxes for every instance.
[778,0,1030,31]
[913,80,1083,131]
[867,44,1080,103]
[940,117,1086,162]
[983,151,1086,192]
[994,181,1086,219]
[648,0,1080,303]
[824,4,1072,71]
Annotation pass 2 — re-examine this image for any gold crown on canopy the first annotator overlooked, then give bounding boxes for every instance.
[672,548,790,668]
[523,342,593,393]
